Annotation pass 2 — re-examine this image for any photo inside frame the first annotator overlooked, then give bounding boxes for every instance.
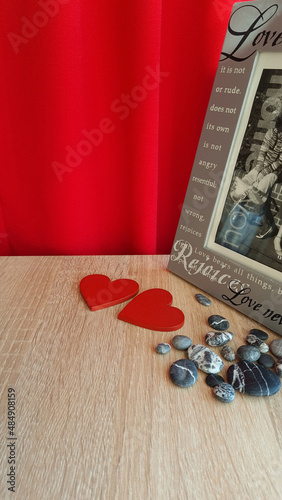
[206,51,282,282]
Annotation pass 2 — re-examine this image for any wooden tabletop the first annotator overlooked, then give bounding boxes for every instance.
[0,255,281,500]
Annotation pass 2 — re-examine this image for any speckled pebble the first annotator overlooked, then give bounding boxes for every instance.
[205,331,233,347]
[270,339,282,358]
[227,361,281,396]
[208,315,230,331]
[195,293,211,306]
[249,328,268,341]
[276,359,282,378]
[187,344,224,374]
[257,354,275,368]
[221,345,236,362]
[246,334,269,353]
[172,335,192,350]
[169,359,198,388]
[237,345,261,362]
[155,343,171,354]
[213,383,235,403]
[205,373,225,387]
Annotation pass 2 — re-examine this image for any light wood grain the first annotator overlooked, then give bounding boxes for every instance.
[0,255,281,500]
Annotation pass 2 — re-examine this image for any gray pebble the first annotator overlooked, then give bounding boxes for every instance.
[172,335,192,350]
[208,315,230,331]
[257,354,275,368]
[205,331,233,347]
[213,383,235,403]
[187,344,224,374]
[270,339,282,358]
[276,359,282,378]
[237,345,261,362]
[221,345,236,362]
[205,373,225,387]
[156,343,171,354]
[195,293,211,306]
[249,328,268,340]
[246,334,269,353]
[169,359,198,388]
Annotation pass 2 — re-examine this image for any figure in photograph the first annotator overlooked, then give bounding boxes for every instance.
[274,224,282,257]
[230,94,282,239]
[215,82,282,272]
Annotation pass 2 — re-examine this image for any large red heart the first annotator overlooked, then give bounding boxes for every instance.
[80,274,139,311]
[118,288,185,331]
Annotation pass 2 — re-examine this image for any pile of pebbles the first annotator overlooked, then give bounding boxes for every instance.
[155,293,282,403]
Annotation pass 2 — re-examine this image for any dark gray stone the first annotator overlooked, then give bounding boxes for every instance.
[246,334,269,353]
[205,331,233,347]
[205,373,225,387]
[249,328,268,340]
[187,344,224,374]
[172,335,192,350]
[221,345,236,362]
[213,383,235,403]
[195,293,211,306]
[237,345,261,362]
[169,359,198,388]
[208,315,230,331]
[227,361,281,396]
[257,354,275,368]
[270,339,282,358]
[156,343,171,354]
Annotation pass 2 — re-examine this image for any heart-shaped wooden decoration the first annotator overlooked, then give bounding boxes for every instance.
[118,288,185,331]
[80,274,139,311]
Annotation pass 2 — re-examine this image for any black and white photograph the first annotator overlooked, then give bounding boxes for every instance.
[213,66,282,275]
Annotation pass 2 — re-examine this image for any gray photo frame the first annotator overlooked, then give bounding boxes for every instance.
[168,0,282,335]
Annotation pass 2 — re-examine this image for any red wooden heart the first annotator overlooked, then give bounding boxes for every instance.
[118,288,184,331]
[80,274,139,311]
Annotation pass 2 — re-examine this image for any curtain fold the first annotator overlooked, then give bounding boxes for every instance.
[0,0,237,256]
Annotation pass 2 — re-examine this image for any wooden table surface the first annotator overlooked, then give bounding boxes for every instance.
[0,255,281,500]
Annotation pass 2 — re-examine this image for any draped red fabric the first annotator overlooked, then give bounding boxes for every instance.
[0,0,238,256]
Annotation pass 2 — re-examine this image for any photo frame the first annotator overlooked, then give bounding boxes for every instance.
[168,0,282,335]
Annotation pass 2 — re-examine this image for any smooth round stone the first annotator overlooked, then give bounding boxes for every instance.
[213,383,235,403]
[221,345,236,362]
[195,293,211,306]
[205,373,225,387]
[169,359,198,388]
[237,345,261,362]
[227,361,281,396]
[270,339,282,358]
[208,315,230,331]
[249,328,268,341]
[246,334,269,353]
[205,331,233,347]
[156,343,171,354]
[257,354,275,368]
[187,344,224,374]
[172,335,192,350]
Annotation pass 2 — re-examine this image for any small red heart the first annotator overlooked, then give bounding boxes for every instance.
[118,288,184,331]
[80,274,139,311]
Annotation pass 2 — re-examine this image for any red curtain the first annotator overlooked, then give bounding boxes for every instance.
[0,0,237,256]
